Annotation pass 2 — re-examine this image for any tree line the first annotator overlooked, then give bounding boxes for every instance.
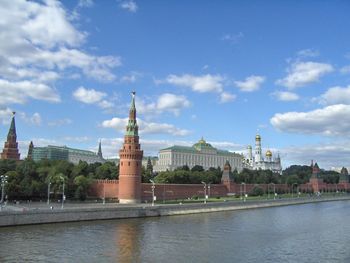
[0,159,342,201]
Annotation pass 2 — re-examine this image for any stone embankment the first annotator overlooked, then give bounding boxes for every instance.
[1,196,350,227]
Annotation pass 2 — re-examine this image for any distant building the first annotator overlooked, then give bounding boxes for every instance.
[243,133,282,174]
[31,143,105,164]
[1,112,20,161]
[154,137,243,172]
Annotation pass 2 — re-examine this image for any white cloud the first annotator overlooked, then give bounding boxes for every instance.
[221,32,244,44]
[156,93,190,115]
[0,108,14,125]
[30,112,42,126]
[220,92,236,103]
[234,75,265,92]
[78,0,94,8]
[340,65,350,74]
[280,141,350,169]
[0,79,60,105]
[296,49,319,58]
[73,86,114,109]
[73,86,106,104]
[101,117,190,136]
[120,1,138,12]
[166,74,224,93]
[272,91,299,101]
[120,72,141,83]
[270,104,350,136]
[0,0,120,109]
[276,61,334,89]
[48,118,72,127]
[318,85,350,105]
[137,93,190,116]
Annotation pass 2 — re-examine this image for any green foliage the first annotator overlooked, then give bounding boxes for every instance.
[0,159,118,201]
[249,185,264,196]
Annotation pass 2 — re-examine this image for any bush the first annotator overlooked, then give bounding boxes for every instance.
[250,186,264,196]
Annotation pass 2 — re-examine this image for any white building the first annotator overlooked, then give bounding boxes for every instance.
[243,134,282,174]
[154,138,243,172]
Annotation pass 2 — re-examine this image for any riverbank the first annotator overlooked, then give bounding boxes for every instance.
[1,195,350,227]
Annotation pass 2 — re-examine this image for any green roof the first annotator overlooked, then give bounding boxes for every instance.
[160,140,241,157]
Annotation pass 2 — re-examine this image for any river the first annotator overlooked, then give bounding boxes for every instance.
[1,200,350,263]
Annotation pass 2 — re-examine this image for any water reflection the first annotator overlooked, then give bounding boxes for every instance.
[115,220,142,263]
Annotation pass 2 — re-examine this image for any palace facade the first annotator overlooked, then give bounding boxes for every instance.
[154,138,243,172]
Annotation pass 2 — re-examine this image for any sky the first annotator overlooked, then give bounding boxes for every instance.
[0,0,350,170]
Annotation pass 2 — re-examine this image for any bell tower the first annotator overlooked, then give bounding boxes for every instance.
[118,92,143,204]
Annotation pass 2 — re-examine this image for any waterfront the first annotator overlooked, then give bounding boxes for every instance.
[1,200,350,262]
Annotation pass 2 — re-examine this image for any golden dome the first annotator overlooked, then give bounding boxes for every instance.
[265,150,272,157]
[255,134,261,141]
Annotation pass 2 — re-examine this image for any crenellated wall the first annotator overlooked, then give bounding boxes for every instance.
[89,180,350,201]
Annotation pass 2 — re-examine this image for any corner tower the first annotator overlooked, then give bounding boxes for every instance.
[118,92,143,204]
[1,112,20,160]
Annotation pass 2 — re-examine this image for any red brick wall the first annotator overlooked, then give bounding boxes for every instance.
[89,180,350,201]
[89,180,119,198]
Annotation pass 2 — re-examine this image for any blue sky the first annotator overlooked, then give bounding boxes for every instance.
[1,0,350,169]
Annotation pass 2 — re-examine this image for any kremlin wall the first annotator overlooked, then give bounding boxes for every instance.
[1,93,350,203]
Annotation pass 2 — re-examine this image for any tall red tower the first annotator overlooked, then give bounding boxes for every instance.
[118,92,143,204]
[1,112,20,160]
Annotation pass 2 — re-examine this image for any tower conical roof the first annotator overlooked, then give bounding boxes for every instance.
[125,92,139,136]
[7,112,17,140]
[97,140,103,158]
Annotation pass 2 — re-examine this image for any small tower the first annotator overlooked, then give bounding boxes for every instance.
[339,167,349,183]
[247,145,253,162]
[27,141,34,160]
[118,92,143,204]
[309,161,323,193]
[254,133,262,163]
[1,112,20,160]
[97,140,103,159]
[221,160,232,183]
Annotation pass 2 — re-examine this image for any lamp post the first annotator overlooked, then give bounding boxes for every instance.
[208,183,211,199]
[241,182,246,202]
[103,179,106,205]
[201,181,207,204]
[47,181,51,205]
[268,183,276,200]
[60,176,65,209]
[1,175,8,204]
[150,179,155,206]
[292,183,298,198]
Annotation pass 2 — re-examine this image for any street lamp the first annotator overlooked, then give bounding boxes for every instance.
[201,181,207,204]
[241,182,246,202]
[150,179,155,206]
[1,175,9,204]
[292,183,298,198]
[60,176,65,209]
[103,179,106,205]
[208,183,211,199]
[47,180,51,205]
[268,183,276,200]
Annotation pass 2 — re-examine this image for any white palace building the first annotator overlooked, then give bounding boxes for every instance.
[153,138,243,172]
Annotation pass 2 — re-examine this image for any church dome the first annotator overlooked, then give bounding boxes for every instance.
[255,134,261,141]
[265,150,272,157]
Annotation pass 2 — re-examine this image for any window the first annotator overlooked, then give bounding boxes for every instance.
[128,161,130,166]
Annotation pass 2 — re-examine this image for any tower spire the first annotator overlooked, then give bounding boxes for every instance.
[1,112,20,160]
[97,140,103,158]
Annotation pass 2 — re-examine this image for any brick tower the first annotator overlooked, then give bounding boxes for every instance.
[118,92,143,204]
[1,112,20,160]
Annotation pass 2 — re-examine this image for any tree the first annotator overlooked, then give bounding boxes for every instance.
[74,175,92,200]
[191,165,204,172]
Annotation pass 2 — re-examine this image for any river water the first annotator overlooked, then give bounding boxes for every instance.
[1,200,350,263]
